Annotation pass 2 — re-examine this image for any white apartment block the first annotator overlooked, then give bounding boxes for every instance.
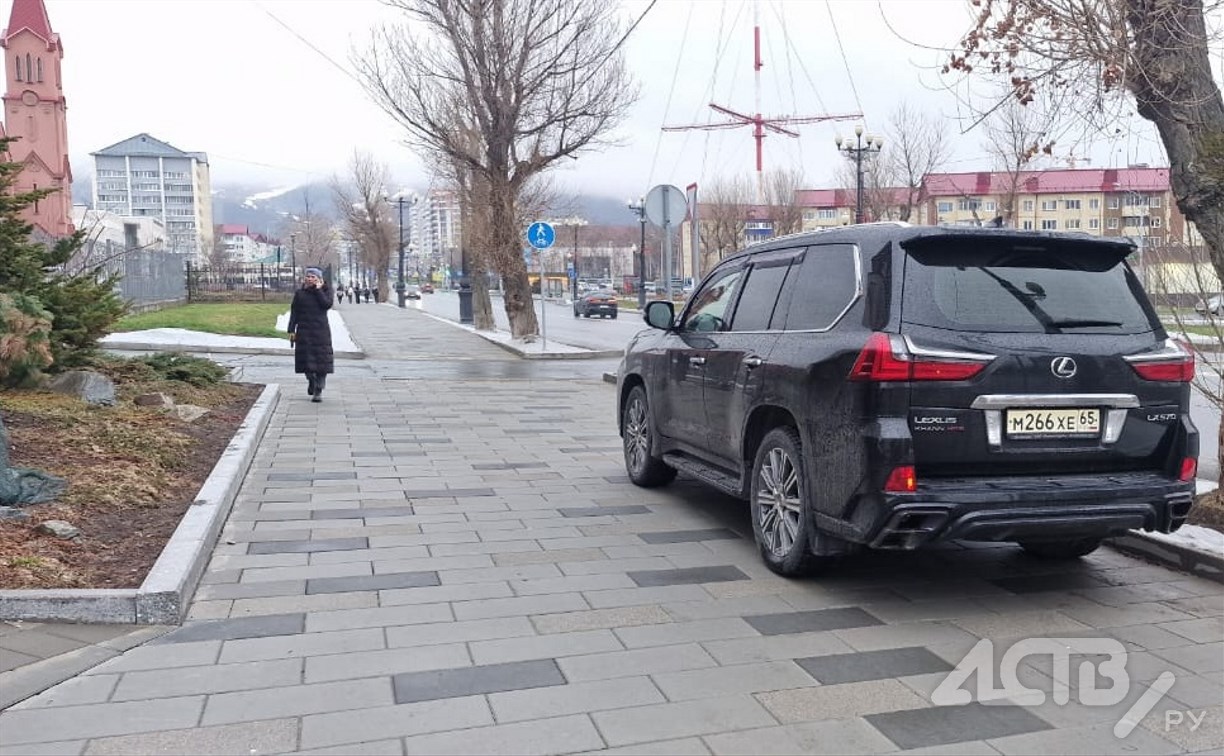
[218,224,280,264]
[402,189,461,271]
[90,133,213,258]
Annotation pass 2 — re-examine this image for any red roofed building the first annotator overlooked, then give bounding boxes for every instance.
[216,223,281,263]
[1,0,73,238]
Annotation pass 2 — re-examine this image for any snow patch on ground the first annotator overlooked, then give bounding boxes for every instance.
[103,309,360,353]
[242,185,297,208]
[414,307,592,355]
[1140,524,1224,557]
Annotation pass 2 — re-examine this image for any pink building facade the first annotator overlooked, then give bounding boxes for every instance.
[0,0,72,237]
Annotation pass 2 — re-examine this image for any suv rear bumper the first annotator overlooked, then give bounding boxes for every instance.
[867,472,1194,549]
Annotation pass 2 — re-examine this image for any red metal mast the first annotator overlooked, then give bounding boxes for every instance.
[663,3,860,201]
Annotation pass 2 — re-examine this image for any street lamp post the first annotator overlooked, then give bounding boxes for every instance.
[275,245,282,289]
[835,125,883,224]
[395,196,407,308]
[290,233,297,277]
[628,196,647,309]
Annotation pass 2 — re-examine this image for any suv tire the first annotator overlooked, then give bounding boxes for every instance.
[1019,538,1102,559]
[622,386,676,487]
[750,427,826,577]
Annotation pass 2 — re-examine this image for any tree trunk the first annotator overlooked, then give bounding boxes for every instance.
[1125,0,1224,488]
[471,252,495,331]
[376,270,390,305]
[490,186,538,338]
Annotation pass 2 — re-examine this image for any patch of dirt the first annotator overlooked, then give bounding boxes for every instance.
[1,374,261,589]
[1187,488,1224,533]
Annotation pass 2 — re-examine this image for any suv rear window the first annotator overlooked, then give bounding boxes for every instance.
[901,243,1156,334]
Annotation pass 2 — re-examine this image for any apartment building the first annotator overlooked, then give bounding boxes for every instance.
[90,133,213,258]
[217,224,280,263]
[920,167,1190,245]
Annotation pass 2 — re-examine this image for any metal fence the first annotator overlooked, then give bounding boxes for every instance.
[186,262,305,303]
[90,243,188,312]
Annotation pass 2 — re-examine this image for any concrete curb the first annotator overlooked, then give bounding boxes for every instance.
[0,384,281,624]
[603,371,618,384]
[100,341,365,360]
[0,626,170,710]
[1105,530,1224,583]
[419,309,623,360]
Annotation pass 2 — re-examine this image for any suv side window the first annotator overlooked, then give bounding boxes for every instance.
[779,244,859,331]
[682,265,744,333]
[731,255,799,331]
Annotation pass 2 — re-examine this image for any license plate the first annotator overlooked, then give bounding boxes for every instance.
[1006,408,1100,437]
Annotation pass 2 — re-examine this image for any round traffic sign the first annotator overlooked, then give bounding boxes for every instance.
[527,222,555,249]
[644,184,687,227]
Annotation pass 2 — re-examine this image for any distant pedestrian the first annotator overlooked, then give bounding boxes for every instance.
[372,287,381,304]
[363,286,371,303]
[347,285,356,303]
[288,267,334,403]
[336,287,346,305]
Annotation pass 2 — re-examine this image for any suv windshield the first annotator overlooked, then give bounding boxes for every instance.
[901,243,1156,334]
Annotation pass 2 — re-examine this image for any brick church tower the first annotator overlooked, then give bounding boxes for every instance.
[0,0,72,237]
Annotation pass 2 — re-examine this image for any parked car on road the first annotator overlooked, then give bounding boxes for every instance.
[405,285,421,300]
[421,283,435,294]
[1194,293,1222,316]
[574,289,618,318]
[617,224,1198,576]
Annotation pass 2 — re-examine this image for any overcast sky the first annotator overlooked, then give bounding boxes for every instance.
[49,0,1217,201]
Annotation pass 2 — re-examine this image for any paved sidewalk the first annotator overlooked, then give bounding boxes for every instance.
[2,305,1221,754]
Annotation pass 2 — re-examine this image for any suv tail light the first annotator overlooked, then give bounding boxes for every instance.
[1179,457,1197,482]
[884,465,917,492]
[849,333,995,382]
[1124,338,1195,382]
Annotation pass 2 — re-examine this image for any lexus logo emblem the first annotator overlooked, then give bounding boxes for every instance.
[1051,357,1078,379]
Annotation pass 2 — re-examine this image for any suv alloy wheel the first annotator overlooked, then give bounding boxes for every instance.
[750,427,825,576]
[622,386,677,487]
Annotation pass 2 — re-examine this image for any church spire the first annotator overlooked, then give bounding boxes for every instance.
[4,0,53,43]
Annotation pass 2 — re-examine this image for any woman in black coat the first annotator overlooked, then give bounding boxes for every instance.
[288,267,334,402]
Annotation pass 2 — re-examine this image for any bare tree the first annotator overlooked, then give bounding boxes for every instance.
[331,152,396,300]
[763,168,805,237]
[947,0,1224,489]
[983,98,1056,225]
[835,154,890,223]
[208,226,232,269]
[355,0,639,338]
[885,102,951,222]
[701,175,754,268]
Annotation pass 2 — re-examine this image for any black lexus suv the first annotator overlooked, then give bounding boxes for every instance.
[617,224,1198,576]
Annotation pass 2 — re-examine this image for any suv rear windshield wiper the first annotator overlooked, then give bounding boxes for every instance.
[1046,319,1124,328]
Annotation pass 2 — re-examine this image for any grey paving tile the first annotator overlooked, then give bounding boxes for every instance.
[866,703,1052,750]
[614,618,760,648]
[306,570,439,595]
[627,566,750,587]
[229,591,379,618]
[195,579,307,601]
[989,572,1108,594]
[704,718,900,755]
[110,658,303,701]
[585,585,715,609]
[558,505,652,517]
[379,580,514,606]
[386,617,536,648]
[9,675,120,710]
[796,646,954,685]
[90,640,221,674]
[310,506,416,519]
[531,605,672,634]
[0,697,205,745]
[453,593,589,620]
[304,643,471,684]
[81,718,299,756]
[218,627,386,664]
[247,537,369,554]
[304,601,453,632]
[405,487,496,498]
[744,607,883,636]
[470,629,623,665]
[702,629,855,665]
[0,633,86,659]
[559,644,719,682]
[399,713,604,755]
[0,648,38,673]
[150,614,305,645]
[652,660,816,702]
[0,742,86,755]
[299,696,493,750]
[393,658,565,703]
[40,625,139,646]
[835,621,980,652]
[637,529,744,544]
[988,721,1182,755]
[295,740,405,755]
[573,737,710,755]
[593,694,778,747]
[201,677,395,725]
[489,676,664,722]
[267,471,357,481]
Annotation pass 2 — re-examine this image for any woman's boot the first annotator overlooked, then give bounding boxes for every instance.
[306,373,317,396]
[312,374,326,403]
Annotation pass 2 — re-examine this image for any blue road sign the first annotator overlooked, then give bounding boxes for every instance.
[527,221,555,249]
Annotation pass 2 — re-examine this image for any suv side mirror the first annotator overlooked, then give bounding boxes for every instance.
[644,300,675,329]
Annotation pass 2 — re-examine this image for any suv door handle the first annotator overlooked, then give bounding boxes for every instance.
[743,356,763,368]
[689,356,706,366]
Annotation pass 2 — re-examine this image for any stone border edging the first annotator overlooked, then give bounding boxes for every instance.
[0,383,281,624]
[1105,530,1224,583]
[100,341,365,360]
